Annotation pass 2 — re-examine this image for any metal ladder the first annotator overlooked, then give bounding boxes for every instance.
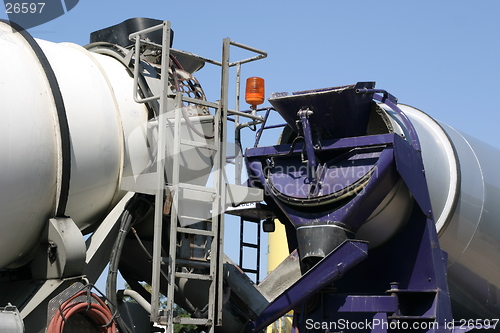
[234,108,281,285]
[162,89,224,330]
[129,21,267,333]
[239,218,261,283]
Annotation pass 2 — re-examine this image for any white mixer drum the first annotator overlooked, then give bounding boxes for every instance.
[0,20,151,269]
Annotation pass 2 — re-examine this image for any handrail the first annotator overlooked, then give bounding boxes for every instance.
[129,27,267,123]
[228,40,267,67]
[129,23,165,104]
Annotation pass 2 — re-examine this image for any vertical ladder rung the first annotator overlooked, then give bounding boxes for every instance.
[167,183,217,194]
[177,215,211,223]
[241,242,259,249]
[177,183,217,193]
[181,139,218,150]
[239,217,261,284]
[166,184,216,203]
[173,317,213,326]
[162,257,211,268]
[175,272,213,281]
[177,258,211,268]
[177,227,214,237]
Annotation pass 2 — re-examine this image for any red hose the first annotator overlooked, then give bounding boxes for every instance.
[47,290,117,333]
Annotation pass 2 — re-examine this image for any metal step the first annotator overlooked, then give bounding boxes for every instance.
[167,184,217,204]
[173,317,212,326]
[176,258,211,268]
[175,272,213,281]
[177,215,212,223]
[181,138,218,150]
[241,242,258,249]
[240,268,258,275]
[177,227,214,237]
[162,257,211,269]
[170,182,217,193]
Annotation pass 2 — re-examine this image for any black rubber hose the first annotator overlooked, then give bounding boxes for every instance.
[106,194,152,333]
[106,209,134,333]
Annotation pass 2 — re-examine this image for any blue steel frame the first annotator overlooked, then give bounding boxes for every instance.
[244,91,457,332]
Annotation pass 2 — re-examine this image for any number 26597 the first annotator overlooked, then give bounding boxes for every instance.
[5,3,46,14]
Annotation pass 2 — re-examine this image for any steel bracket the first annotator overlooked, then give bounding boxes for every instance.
[31,218,86,280]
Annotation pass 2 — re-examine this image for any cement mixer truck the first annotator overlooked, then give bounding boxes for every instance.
[0,17,499,333]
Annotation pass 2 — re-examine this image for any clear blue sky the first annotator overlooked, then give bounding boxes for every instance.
[2,0,500,286]
[2,1,498,142]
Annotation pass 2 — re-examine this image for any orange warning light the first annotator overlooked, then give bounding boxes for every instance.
[245,77,265,108]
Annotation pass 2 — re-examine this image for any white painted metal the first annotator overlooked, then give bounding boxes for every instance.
[0,305,24,333]
[397,104,461,235]
[357,103,462,249]
[356,180,413,248]
[36,39,124,229]
[355,101,500,313]
[0,21,151,269]
[0,23,60,269]
[390,104,500,310]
